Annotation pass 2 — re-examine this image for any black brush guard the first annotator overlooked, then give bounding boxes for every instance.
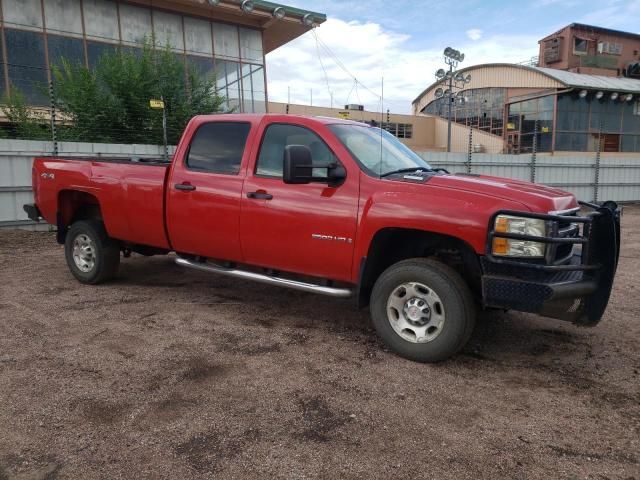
[481,201,621,326]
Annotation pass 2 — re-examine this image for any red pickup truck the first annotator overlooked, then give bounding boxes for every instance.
[24,114,621,362]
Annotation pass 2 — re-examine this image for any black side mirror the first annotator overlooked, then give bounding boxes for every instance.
[283,145,313,184]
[283,145,346,187]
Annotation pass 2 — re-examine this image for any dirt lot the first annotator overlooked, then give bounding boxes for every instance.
[0,208,639,480]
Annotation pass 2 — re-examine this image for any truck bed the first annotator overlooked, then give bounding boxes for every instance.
[33,156,171,249]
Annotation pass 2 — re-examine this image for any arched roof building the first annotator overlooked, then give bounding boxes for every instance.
[412,63,640,154]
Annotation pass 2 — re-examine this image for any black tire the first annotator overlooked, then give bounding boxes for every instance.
[64,220,120,285]
[370,258,475,363]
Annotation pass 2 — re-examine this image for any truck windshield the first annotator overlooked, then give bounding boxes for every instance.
[328,124,432,177]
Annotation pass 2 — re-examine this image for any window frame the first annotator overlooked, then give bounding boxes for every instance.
[573,37,589,55]
[253,122,342,180]
[184,121,252,175]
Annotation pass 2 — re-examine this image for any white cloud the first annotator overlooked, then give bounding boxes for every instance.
[466,29,483,41]
[266,19,539,114]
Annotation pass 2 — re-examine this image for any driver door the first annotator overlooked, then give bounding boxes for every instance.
[239,121,359,283]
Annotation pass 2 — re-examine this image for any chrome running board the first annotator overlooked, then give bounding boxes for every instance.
[175,257,353,298]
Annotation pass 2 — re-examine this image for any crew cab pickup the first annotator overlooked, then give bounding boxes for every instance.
[24,114,621,362]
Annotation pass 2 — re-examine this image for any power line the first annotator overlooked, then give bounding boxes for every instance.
[311,27,382,102]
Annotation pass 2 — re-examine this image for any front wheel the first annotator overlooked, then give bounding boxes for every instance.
[370,258,475,363]
[64,220,120,284]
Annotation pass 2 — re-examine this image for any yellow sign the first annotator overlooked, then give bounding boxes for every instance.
[541,126,550,133]
[507,122,516,130]
[149,99,165,109]
[338,111,350,119]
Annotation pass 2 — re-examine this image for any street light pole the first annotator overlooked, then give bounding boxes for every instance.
[434,47,470,153]
[447,63,454,153]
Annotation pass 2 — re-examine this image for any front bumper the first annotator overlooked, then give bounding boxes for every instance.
[481,201,621,326]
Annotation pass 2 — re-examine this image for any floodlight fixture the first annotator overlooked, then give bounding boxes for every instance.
[625,93,634,102]
[610,92,619,101]
[464,74,472,83]
[443,47,465,63]
[302,13,315,26]
[241,0,254,13]
[273,7,286,19]
[454,72,464,82]
[595,91,604,99]
[578,89,588,98]
[435,87,444,98]
[435,68,446,79]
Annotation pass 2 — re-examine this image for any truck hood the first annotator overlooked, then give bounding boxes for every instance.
[426,173,577,213]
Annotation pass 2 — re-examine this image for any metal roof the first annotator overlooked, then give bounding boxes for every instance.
[412,63,640,105]
[533,67,640,93]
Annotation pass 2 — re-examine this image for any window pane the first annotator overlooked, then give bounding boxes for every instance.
[48,34,85,69]
[213,23,239,60]
[215,60,240,111]
[119,3,152,45]
[3,0,43,29]
[239,28,263,64]
[556,132,588,151]
[83,0,120,42]
[256,124,336,178]
[186,122,251,174]
[250,65,266,113]
[153,11,184,51]
[5,28,47,105]
[184,17,212,56]
[87,41,117,69]
[187,55,214,79]
[44,0,83,36]
[0,34,5,98]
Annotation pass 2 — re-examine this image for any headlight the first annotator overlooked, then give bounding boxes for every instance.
[492,215,547,258]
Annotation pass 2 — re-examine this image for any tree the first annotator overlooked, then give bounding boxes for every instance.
[52,40,225,144]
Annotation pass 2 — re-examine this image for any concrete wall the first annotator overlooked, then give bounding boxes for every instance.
[0,139,175,230]
[267,102,436,151]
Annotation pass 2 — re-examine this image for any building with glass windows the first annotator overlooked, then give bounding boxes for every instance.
[413,63,640,154]
[0,0,325,111]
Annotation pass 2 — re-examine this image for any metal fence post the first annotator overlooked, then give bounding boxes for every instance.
[466,126,473,174]
[530,119,538,183]
[594,119,603,203]
[49,76,58,156]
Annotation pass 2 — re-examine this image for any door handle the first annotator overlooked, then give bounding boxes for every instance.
[175,183,196,192]
[246,191,273,200]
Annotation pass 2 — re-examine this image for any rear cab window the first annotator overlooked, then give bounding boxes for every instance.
[187,122,251,175]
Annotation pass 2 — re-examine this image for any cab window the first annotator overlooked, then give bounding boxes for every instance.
[256,124,337,178]
[186,122,251,174]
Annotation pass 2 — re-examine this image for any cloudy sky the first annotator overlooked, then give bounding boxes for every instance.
[265,0,640,113]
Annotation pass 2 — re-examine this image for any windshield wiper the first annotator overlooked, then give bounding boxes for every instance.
[380,167,428,178]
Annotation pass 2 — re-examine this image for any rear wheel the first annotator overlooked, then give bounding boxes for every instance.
[64,220,120,284]
[370,258,475,362]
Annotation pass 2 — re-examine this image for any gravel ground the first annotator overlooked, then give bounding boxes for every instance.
[0,207,639,480]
